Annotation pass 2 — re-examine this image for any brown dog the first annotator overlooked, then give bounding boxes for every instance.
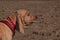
[0,9,36,40]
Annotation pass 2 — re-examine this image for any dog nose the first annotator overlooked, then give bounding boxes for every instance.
[32,16,37,20]
[33,16,37,20]
[31,15,37,20]
[35,16,37,19]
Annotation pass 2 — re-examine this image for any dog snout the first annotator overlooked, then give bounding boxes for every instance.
[35,16,37,19]
[32,16,37,20]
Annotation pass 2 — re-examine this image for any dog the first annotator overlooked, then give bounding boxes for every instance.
[0,9,36,40]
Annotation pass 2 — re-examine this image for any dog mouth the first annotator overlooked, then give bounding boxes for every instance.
[24,16,37,26]
[24,22,34,26]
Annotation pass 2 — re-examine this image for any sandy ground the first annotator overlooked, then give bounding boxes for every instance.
[0,1,60,40]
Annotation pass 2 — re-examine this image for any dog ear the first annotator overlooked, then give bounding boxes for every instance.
[17,13,24,34]
[17,9,29,33]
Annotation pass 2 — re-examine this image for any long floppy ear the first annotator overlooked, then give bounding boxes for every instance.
[17,9,28,33]
[17,13,24,33]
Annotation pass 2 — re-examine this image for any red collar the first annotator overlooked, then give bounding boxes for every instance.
[7,17,15,28]
[0,17,16,32]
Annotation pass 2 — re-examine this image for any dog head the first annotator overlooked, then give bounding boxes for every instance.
[17,9,36,33]
[17,9,36,25]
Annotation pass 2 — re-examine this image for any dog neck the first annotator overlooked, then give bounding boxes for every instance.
[8,13,17,25]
